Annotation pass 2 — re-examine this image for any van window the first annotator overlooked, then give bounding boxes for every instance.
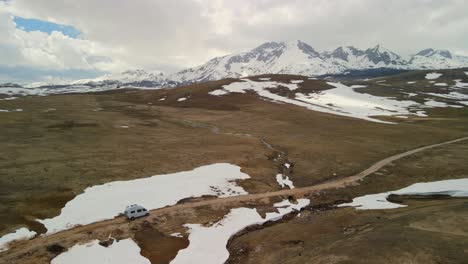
[130,211,135,214]
[142,208,147,211]
[137,209,142,213]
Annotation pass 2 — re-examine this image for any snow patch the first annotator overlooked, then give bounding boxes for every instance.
[425,72,443,80]
[338,178,468,210]
[276,174,295,189]
[424,100,448,108]
[170,232,183,238]
[171,199,309,264]
[290,80,304,84]
[208,89,229,96]
[258,78,271,81]
[0,228,36,252]
[295,82,424,123]
[407,81,417,84]
[427,92,468,100]
[434,83,447,87]
[38,163,250,234]
[177,97,188,102]
[454,80,468,88]
[51,239,150,264]
[217,79,424,123]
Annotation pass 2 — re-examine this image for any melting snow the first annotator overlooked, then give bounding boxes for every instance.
[0,227,36,252]
[276,174,295,189]
[295,82,424,123]
[425,72,442,80]
[258,78,271,81]
[51,239,150,264]
[222,79,299,93]
[177,97,188,102]
[407,81,417,84]
[434,83,448,87]
[290,80,304,84]
[424,100,448,108]
[208,89,229,96]
[454,80,468,88]
[338,178,468,210]
[38,163,250,234]
[170,232,183,238]
[428,92,468,100]
[0,109,22,113]
[171,199,309,264]
[213,79,425,123]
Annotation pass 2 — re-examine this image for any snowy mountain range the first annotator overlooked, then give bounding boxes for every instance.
[4,40,468,88]
[169,41,468,83]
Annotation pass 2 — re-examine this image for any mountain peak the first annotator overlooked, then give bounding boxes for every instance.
[416,48,452,59]
[364,45,401,65]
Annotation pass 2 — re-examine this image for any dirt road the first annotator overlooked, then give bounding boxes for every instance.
[1,136,468,262]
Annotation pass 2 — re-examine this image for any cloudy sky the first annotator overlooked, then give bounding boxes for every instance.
[1,0,468,83]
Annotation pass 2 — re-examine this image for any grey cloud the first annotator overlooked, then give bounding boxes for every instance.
[4,0,468,74]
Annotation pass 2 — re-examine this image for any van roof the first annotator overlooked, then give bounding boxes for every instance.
[126,204,144,209]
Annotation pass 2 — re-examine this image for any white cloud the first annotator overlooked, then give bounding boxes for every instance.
[0,9,128,74]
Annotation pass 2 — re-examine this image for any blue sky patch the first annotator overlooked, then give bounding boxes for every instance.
[13,16,81,38]
[0,65,105,84]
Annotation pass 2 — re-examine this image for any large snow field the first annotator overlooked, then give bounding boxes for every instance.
[0,227,36,252]
[51,239,150,264]
[295,82,425,122]
[210,79,427,123]
[170,199,310,264]
[338,178,468,210]
[38,163,250,234]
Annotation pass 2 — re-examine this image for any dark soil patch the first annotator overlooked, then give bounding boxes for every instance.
[134,226,189,264]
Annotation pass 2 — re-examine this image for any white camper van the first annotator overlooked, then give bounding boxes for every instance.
[124,204,149,220]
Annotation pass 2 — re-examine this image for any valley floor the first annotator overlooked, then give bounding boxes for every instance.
[1,70,468,263]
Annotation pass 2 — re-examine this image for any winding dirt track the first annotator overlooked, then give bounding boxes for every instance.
[1,136,468,262]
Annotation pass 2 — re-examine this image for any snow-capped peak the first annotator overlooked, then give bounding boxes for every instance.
[415,48,453,59]
[72,69,165,85]
[23,40,468,88]
[364,45,402,65]
[168,41,468,83]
